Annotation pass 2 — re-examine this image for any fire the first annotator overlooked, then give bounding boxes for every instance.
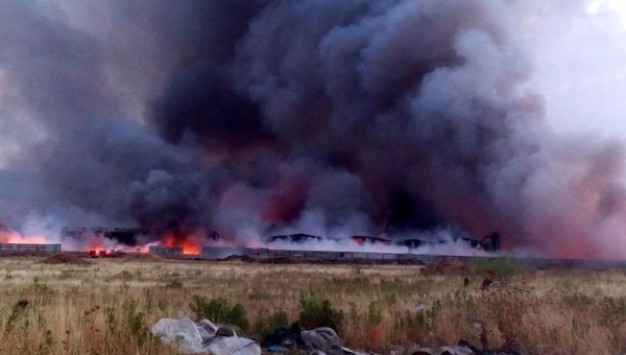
[162,233,201,254]
[0,231,47,244]
[86,244,104,255]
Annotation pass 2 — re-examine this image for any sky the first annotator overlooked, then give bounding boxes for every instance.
[522,0,626,138]
[1,0,626,258]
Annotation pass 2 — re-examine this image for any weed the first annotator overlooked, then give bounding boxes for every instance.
[189,295,249,331]
[298,295,344,333]
[253,308,289,337]
[599,296,626,328]
[124,299,149,346]
[37,329,55,355]
[481,280,535,350]
[563,292,594,308]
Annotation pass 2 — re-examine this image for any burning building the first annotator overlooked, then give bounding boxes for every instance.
[148,246,183,257]
[0,243,61,254]
[0,1,625,259]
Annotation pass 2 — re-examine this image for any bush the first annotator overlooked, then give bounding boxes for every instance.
[253,308,289,337]
[298,296,344,333]
[189,295,249,331]
[124,300,149,346]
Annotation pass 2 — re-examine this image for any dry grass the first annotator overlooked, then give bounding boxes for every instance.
[39,253,93,266]
[0,255,624,354]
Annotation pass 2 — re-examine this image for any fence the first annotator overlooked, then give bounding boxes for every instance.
[192,247,626,269]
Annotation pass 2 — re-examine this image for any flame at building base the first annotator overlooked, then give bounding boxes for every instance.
[161,233,202,255]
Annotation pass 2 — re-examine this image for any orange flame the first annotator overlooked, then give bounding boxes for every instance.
[162,233,201,254]
[0,230,48,244]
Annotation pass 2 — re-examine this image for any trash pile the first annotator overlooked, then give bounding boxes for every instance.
[151,317,260,355]
[152,318,521,355]
[261,323,366,354]
[151,318,366,355]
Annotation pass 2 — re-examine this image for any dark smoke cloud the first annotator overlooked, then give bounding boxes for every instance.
[0,0,625,257]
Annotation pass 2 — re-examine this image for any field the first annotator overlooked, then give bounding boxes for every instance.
[0,255,624,354]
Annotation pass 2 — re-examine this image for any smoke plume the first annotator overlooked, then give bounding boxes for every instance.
[0,0,625,258]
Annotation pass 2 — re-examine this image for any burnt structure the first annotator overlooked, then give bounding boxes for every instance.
[62,228,219,247]
[266,234,323,244]
[0,243,61,254]
[62,228,149,246]
[63,227,502,253]
[459,232,501,252]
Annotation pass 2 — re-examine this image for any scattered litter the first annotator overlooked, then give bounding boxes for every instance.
[416,303,426,313]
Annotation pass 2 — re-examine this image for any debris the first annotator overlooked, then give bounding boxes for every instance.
[416,303,426,313]
[151,317,260,355]
[151,317,206,354]
[411,340,474,355]
[207,336,260,355]
[197,318,218,334]
[261,323,304,350]
[300,327,343,354]
[215,326,236,337]
[88,249,125,258]
[262,324,368,355]
[414,340,522,355]
[341,346,370,354]
[15,299,29,310]
[481,278,493,290]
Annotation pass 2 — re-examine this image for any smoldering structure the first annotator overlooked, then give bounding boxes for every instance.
[0,0,625,258]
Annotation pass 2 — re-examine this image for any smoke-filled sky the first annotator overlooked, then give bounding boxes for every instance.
[1,0,626,258]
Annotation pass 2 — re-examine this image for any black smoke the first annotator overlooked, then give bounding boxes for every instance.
[0,0,625,257]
